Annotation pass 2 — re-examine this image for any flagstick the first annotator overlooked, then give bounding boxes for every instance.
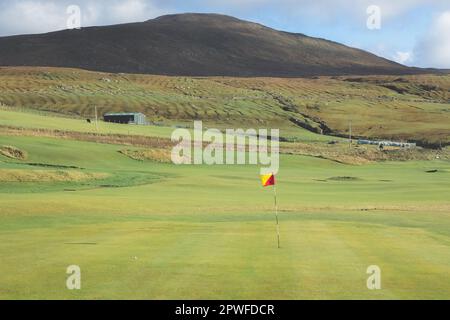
[273,184,281,249]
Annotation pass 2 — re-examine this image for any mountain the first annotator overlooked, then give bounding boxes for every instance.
[0,13,428,77]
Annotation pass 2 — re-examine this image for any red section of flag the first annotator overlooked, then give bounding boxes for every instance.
[261,174,275,187]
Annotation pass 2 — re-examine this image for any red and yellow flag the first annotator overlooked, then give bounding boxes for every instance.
[260,173,275,187]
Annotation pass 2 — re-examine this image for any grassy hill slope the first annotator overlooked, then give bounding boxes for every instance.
[0,67,449,145]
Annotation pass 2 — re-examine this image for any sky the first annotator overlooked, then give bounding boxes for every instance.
[0,0,449,68]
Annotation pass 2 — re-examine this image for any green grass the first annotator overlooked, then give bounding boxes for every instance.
[1,67,449,144]
[0,67,449,299]
[0,108,175,139]
[0,135,449,299]
[0,106,336,143]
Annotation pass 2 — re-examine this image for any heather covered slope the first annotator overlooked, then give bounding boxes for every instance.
[0,13,422,77]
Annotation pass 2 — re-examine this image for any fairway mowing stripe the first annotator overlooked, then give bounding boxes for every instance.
[64,242,98,245]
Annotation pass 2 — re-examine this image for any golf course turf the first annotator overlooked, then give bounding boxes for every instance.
[0,132,449,299]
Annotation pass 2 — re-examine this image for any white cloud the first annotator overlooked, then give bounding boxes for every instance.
[414,11,450,68]
[222,0,449,22]
[1,0,446,36]
[0,1,67,36]
[107,0,167,24]
[0,0,171,36]
[110,0,149,23]
[393,51,413,65]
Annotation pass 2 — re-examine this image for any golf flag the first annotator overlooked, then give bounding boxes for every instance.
[261,173,275,187]
[260,172,280,248]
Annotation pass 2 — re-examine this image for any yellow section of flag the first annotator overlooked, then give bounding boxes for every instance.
[260,173,275,187]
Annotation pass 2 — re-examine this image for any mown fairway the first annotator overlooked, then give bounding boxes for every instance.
[0,133,449,299]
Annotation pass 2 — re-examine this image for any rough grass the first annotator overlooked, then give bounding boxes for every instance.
[283,141,448,164]
[1,124,448,165]
[0,145,28,160]
[0,125,173,149]
[0,169,109,182]
[119,148,172,163]
[0,67,449,144]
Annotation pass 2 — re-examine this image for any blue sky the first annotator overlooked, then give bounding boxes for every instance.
[0,0,449,68]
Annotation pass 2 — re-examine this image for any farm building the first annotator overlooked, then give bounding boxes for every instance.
[103,112,147,125]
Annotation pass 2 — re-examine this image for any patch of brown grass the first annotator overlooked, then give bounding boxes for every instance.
[0,145,28,160]
[119,149,172,163]
[0,169,109,182]
[283,142,448,164]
